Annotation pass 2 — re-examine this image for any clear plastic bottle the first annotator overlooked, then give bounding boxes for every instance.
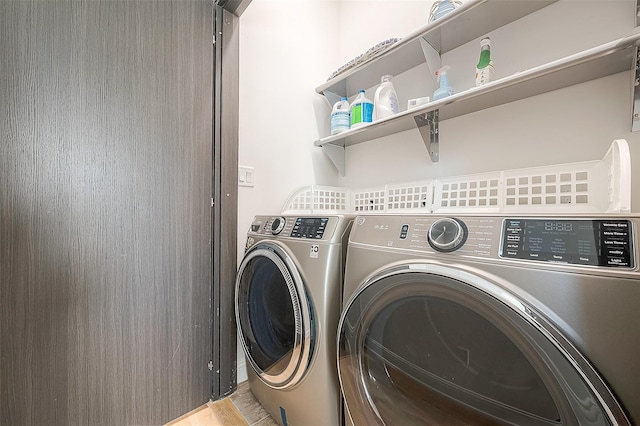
[330,97,350,135]
[373,75,399,121]
[350,90,373,129]
[475,37,495,87]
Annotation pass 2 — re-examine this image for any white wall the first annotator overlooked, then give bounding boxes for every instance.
[236,0,342,382]
[236,0,640,382]
[336,0,429,64]
[339,0,640,191]
[238,0,338,246]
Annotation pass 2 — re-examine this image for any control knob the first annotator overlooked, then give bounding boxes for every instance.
[428,217,467,252]
[270,217,286,235]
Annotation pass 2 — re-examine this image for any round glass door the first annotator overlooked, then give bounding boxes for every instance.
[338,264,628,426]
[236,242,315,389]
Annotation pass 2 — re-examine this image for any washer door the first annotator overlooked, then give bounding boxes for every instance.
[338,264,629,426]
[236,241,315,389]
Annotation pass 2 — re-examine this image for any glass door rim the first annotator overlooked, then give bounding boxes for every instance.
[337,262,628,425]
[235,241,314,389]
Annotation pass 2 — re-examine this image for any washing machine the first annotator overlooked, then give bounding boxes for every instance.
[338,214,639,426]
[236,215,352,426]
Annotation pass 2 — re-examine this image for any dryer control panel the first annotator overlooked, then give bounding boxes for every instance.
[350,215,637,270]
[500,218,634,268]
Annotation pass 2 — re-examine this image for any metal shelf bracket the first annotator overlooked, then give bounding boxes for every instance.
[632,46,640,131]
[323,89,342,108]
[321,143,346,176]
[415,110,439,162]
[420,38,441,85]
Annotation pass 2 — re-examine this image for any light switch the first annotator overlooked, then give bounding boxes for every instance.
[239,166,254,187]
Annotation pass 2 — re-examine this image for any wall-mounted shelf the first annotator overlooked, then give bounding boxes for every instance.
[316,30,640,176]
[316,0,557,105]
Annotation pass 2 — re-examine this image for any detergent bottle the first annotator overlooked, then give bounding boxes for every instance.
[350,90,373,129]
[433,66,454,101]
[373,75,399,121]
[330,97,350,135]
[429,0,457,22]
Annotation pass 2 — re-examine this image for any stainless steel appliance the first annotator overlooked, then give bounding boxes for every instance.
[236,215,352,426]
[338,214,639,425]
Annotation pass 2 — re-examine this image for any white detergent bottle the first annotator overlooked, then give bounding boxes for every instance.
[373,75,399,121]
[350,90,373,129]
[433,65,454,101]
[330,97,350,135]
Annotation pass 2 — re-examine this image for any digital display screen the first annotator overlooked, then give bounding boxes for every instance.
[290,217,328,239]
[500,219,633,268]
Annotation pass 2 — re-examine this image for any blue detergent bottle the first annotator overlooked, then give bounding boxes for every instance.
[430,0,457,22]
[433,66,454,101]
[350,90,373,129]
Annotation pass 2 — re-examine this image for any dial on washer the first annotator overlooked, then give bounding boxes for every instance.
[428,217,468,252]
[270,217,286,235]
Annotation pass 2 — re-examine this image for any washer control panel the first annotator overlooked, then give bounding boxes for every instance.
[500,218,633,268]
[251,216,330,239]
[290,217,329,239]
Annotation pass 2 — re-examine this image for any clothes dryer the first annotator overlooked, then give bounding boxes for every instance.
[236,215,352,426]
[338,214,639,425]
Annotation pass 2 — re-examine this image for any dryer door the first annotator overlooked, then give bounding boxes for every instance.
[236,241,315,389]
[338,264,629,426]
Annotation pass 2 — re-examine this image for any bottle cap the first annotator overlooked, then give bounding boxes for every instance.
[436,65,451,76]
[480,37,491,47]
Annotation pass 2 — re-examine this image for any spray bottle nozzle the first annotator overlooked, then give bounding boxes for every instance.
[435,65,451,82]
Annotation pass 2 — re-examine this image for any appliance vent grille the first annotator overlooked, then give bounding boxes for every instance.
[353,189,386,212]
[281,140,630,215]
[504,171,590,207]
[386,183,432,211]
[434,178,500,210]
[284,187,350,214]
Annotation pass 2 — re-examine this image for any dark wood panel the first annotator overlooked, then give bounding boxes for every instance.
[0,1,213,425]
[212,6,240,399]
